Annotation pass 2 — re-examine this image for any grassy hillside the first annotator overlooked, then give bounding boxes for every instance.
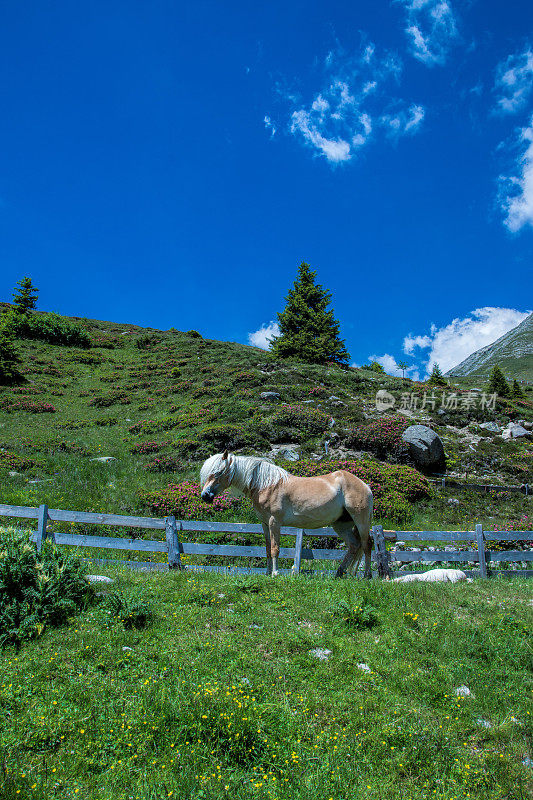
[0,308,532,565]
[0,563,531,800]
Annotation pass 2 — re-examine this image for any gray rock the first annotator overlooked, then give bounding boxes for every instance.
[447,498,460,505]
[507,424,532,439]
[90,456,117,462]
[401,425,445,471]
[479,421,500,433]
[8,471,22,477]
[86,575,114,584]
[309,648,332,660]
[301,400,315,404]
[269,444,301,461]
[260,392,281,401]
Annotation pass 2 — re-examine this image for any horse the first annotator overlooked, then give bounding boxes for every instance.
[200,450,374,578]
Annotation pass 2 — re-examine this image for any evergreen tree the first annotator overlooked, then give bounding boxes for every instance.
[511,379,524,399]
[397,360,408,379]
[0,314,21,384]
[427,362,447,387]
[487,366,510,397]
[12,276,38,313]
[368,361,385,373]
[270,262,350,365]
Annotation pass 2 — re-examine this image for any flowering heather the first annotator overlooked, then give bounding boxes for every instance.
[128,417,177,435]
[139,481,247,520]
[0,450,37,471]
[10,386,44,395]
[89,391,131,407]
[490,515,531,532]
[308,386,328,396]
[0,399,56,413]
[129,441,170,455]
[271,404,332,435]
[346,416,410,455]
[145,455,183,473]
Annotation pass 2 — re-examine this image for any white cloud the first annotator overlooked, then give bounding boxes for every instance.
[403,307,531,375]
[397,0,459,66]
[264,115,276,137]
[499,116,533,232]
[494,47,533,115]
[248,321,280,350]
[381,103,425,135]
[275,43,424,164]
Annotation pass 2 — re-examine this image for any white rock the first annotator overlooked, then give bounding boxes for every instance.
[86,575,114,584]
[476,717,491,728]
[393,569,467,584]
[8,471,22,477]
[122,646,133,651]
[455,685,473,698]
[309,648,332,660]
[90,456,117,462]
[356,663,371,673]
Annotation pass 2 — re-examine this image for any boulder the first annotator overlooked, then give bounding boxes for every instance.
[507,424,532,439]
[269,444,301,461]
[401,425,445,472]
[479,421,500,433]
[393,568,467,584]
[260,392,281,401]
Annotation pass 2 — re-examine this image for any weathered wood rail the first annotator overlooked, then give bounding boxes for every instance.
[0,503,532,578]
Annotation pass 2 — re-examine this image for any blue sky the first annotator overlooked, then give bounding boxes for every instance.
[0,0,532,378]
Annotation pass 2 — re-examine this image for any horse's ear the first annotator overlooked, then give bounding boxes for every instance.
[222,449,229,460]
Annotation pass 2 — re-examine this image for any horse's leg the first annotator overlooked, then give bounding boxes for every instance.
[343,489,374,579]
[262,523,272,576]
[332,522,360,578]
[362,526,373,580]
[268,517,281,577]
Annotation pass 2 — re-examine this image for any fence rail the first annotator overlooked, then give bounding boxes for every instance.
[1,503,532,578]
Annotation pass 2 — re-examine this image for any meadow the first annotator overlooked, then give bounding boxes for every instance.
[0,564,532,800]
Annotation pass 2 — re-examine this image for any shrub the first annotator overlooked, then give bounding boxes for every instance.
[6,310,91,347]
[344,416,410,456]
[271,404,332,435]
[128,417,177,435]
[104,590,153,629]
[139,481,248,520]
[129,440,170,454]
[93,416,119,427]
[89,391,131,407]
[186,330,202,338]
[197,423,266,450]
[0,399,56,413]
[0,533,93,648]
[145,455,184,472]
[0,451,37,472]
[0,323,22,385]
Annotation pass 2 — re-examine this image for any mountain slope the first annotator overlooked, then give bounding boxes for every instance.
[446,312,533,380]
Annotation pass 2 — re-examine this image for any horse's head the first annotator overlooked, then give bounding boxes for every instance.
[200,450,234,503]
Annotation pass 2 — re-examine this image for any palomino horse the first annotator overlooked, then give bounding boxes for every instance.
[200,451,374,578]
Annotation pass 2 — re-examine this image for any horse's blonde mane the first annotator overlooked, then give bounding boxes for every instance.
[200,453,290,495]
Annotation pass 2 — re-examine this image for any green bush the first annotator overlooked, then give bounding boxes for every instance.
[5,310,91,347]
[328,597,378,629]
[0,533,93,648]
[104,590,153,629]
[270,403,331,435]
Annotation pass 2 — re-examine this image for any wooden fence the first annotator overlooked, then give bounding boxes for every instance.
[430,477,530,495]
[0,503,532,578]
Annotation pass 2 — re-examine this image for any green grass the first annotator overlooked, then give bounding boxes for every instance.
[0,566,531,800]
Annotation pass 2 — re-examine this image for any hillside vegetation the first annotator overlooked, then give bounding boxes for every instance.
[447,313,533,381]
[0,308,532,568]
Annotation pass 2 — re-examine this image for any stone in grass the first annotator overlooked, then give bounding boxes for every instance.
[455,685,474,698]
[86,575,115,584]
[90,456,117,462]
[356,663,371,673]
[476,717,492,729]
[309,648,332,660]
[260,392,281,401]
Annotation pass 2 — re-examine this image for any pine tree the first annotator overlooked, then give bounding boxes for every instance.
[487,366,510,397]
[397,360,408,379]
[368,361,385,373]
[12,276,39,313]
[427,362,447,387]
[511,379,524,399]
[270,262,349,365]
[0,314,21,384]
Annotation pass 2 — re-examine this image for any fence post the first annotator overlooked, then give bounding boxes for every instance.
[292,529,304,575]
[166,516,183,570]
[372,524,392,579]
[35,504,49,553]
[476,522,487,579]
